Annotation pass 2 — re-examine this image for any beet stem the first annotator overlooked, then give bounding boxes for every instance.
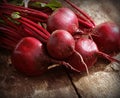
[78,18,94,28]
[23,15,47,23]
[64,0,95,27]
[1,11,49,42]
[0,12,48,44]
[0,36,16,50]
[22,25,35,36]
[18,19,48,43]
[0,15,19,30]
[20,17,50,36]
[61,61,81,72]
[76,13,88,22]
[0,3,48,19]
[50,59,82,73]
[0,27,21,40]
[76,13,94,28]
[74,50,89,75]
[98,51,120,64]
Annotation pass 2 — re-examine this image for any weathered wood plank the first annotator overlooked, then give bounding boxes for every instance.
[69,54,120,98]
[68,0,120,97]
[0,52,78,98]
[66,0,120,98]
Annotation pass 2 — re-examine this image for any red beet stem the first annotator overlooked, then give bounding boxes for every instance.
[0,15,19,30]
[0,3,48,19]
[97,51,120,64]
[0,36,17,50]
[74,50,89,75]
[1,10,50,37]
[78,18,94,28]
[50,58,81,73]
[20,17,50,36]
[64,0,95,27]
[22,25,35,36]
[18,19,48,43]
[60,61,81,72]
[23,15,47,23]
[0,26,22,40]
[0,12,49,43]
[76,13,88,22]
[76,12,94,28]
[0,23,26,38]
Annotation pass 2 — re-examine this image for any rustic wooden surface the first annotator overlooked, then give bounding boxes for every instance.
[69,54,120,98]
[0,0,120,98]
[67,0,120,98]
[0,52,78,98]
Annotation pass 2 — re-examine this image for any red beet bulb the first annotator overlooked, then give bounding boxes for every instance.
[92,22,120,54]
[11,37,74,76]
[47,8,79,35]
[66,37,120,72]
[47,30,75,60]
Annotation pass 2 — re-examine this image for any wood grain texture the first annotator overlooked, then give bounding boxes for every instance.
[0,53,78,98]
[68,0,120,97]
[69,54,120,98]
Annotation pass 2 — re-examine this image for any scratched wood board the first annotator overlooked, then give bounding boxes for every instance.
[67,0,120,98]
[0,52,78,98]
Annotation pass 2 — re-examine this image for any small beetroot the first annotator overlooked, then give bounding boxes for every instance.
[47,8,79,35]
[92,22,120,54]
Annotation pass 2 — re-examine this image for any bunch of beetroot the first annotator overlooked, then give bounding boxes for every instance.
[0,0,120,76]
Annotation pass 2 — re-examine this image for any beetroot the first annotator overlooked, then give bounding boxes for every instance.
[66,38,97,72]
[64,0,95,27]
[47,7,79,35]
[47,30,89,74]
[65,52,90,73]
[11,37,73,76]
[47,30,75,60]
[92,22,120,54]
[11,37,51,76]
[75,38,98,71]
[66,37,120,72]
